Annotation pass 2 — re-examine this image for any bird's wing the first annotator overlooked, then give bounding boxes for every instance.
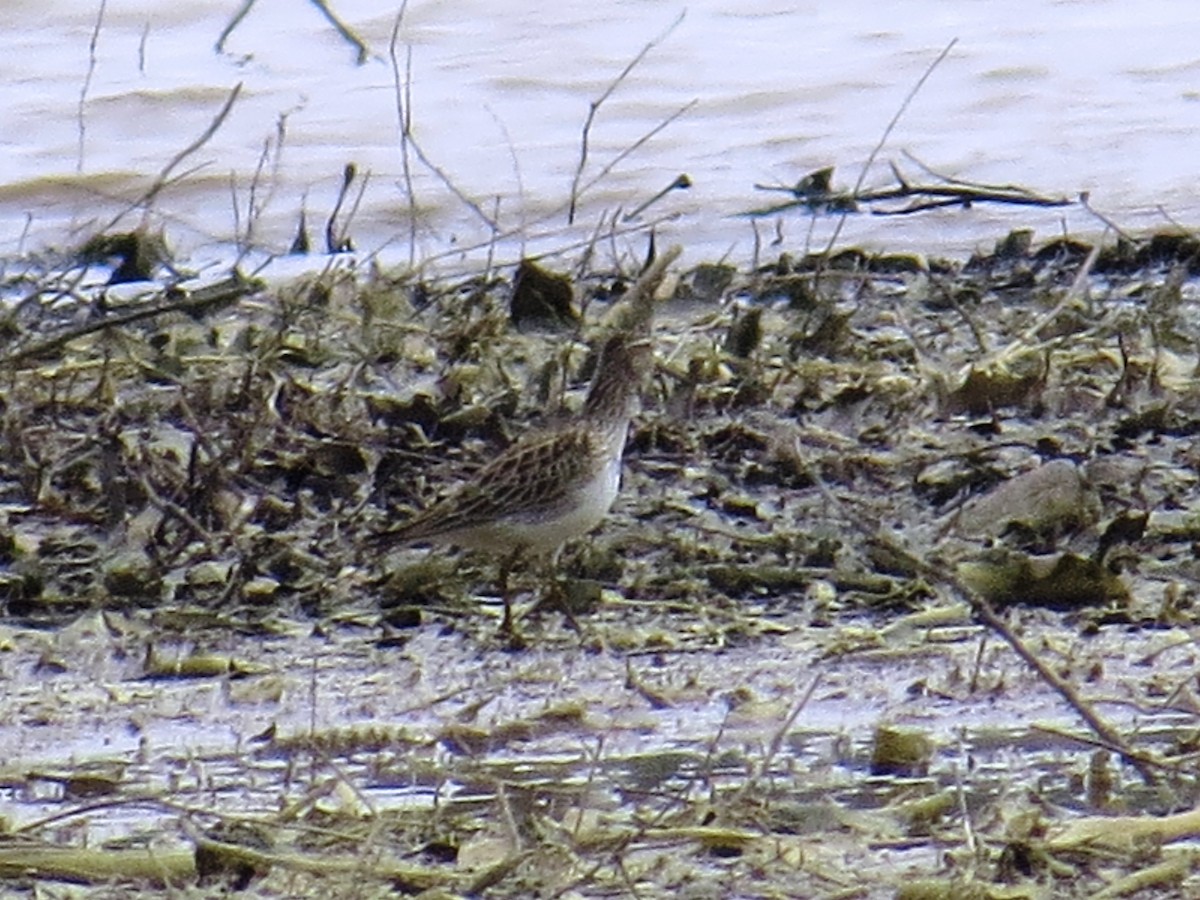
[383,427,598,542]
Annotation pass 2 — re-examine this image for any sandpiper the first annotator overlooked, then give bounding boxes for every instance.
[376,247,681,634]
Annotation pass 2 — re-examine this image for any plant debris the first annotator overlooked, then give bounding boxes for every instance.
[1,226,1200,896]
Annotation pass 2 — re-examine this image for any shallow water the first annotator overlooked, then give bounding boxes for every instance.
[1,610,1193,854]
[4,0,1200,269]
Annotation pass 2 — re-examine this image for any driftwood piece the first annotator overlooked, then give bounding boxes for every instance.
[747,163,1071,218]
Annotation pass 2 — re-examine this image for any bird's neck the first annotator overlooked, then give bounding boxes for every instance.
[582,360,640,426]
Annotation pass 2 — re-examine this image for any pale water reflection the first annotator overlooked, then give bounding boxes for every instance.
[3,0,1200,267]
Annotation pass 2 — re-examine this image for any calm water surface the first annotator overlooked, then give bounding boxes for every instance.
[3,0,1200,269]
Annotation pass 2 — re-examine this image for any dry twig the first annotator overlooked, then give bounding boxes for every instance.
[95,83,243,237]
[567,12,686,224]
[387,8,496,237]
[0,276,261,369]
[76,0,107,174]
[217,0,368,63]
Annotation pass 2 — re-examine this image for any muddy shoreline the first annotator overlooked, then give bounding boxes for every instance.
[1,229,1199,897]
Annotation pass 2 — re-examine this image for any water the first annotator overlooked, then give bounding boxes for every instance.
[4,0,1200,270]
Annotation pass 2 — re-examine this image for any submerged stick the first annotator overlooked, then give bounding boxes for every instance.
[745,172,1070,219]
[325,162,357,253]
[310,0,369,64]
[217,0,367,63]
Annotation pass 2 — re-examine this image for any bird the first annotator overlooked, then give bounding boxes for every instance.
[375,246,681,635]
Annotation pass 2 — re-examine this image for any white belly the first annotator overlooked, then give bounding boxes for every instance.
[454,455,622,555]
[509,455,621,552]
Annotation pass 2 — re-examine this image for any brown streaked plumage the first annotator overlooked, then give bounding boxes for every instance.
[380,333,649,558]
[374,246,681,634]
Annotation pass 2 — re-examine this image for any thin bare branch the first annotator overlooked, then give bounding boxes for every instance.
[791,435,1162,786]
[97,82,243,236]
[0,276,260,369]
[1080,192,1137,242]
[821,38,958,254]
[567,11,685,224]
[326,163,358,253]
[855,38,958,198]
[138,20,149,73]
[387,8,496,240]
[575,98,698,203]
[388,3,417,268]
[309,0,369,64]
[77,0,108,174]
[215,0,254,54]
[216,0,367,62]
[623,174,691,222]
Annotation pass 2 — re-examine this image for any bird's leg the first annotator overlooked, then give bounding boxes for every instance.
[542,545,583,633]
[498,547,524,636]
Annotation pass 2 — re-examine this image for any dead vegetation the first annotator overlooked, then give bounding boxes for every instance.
[1,226,1200,896]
